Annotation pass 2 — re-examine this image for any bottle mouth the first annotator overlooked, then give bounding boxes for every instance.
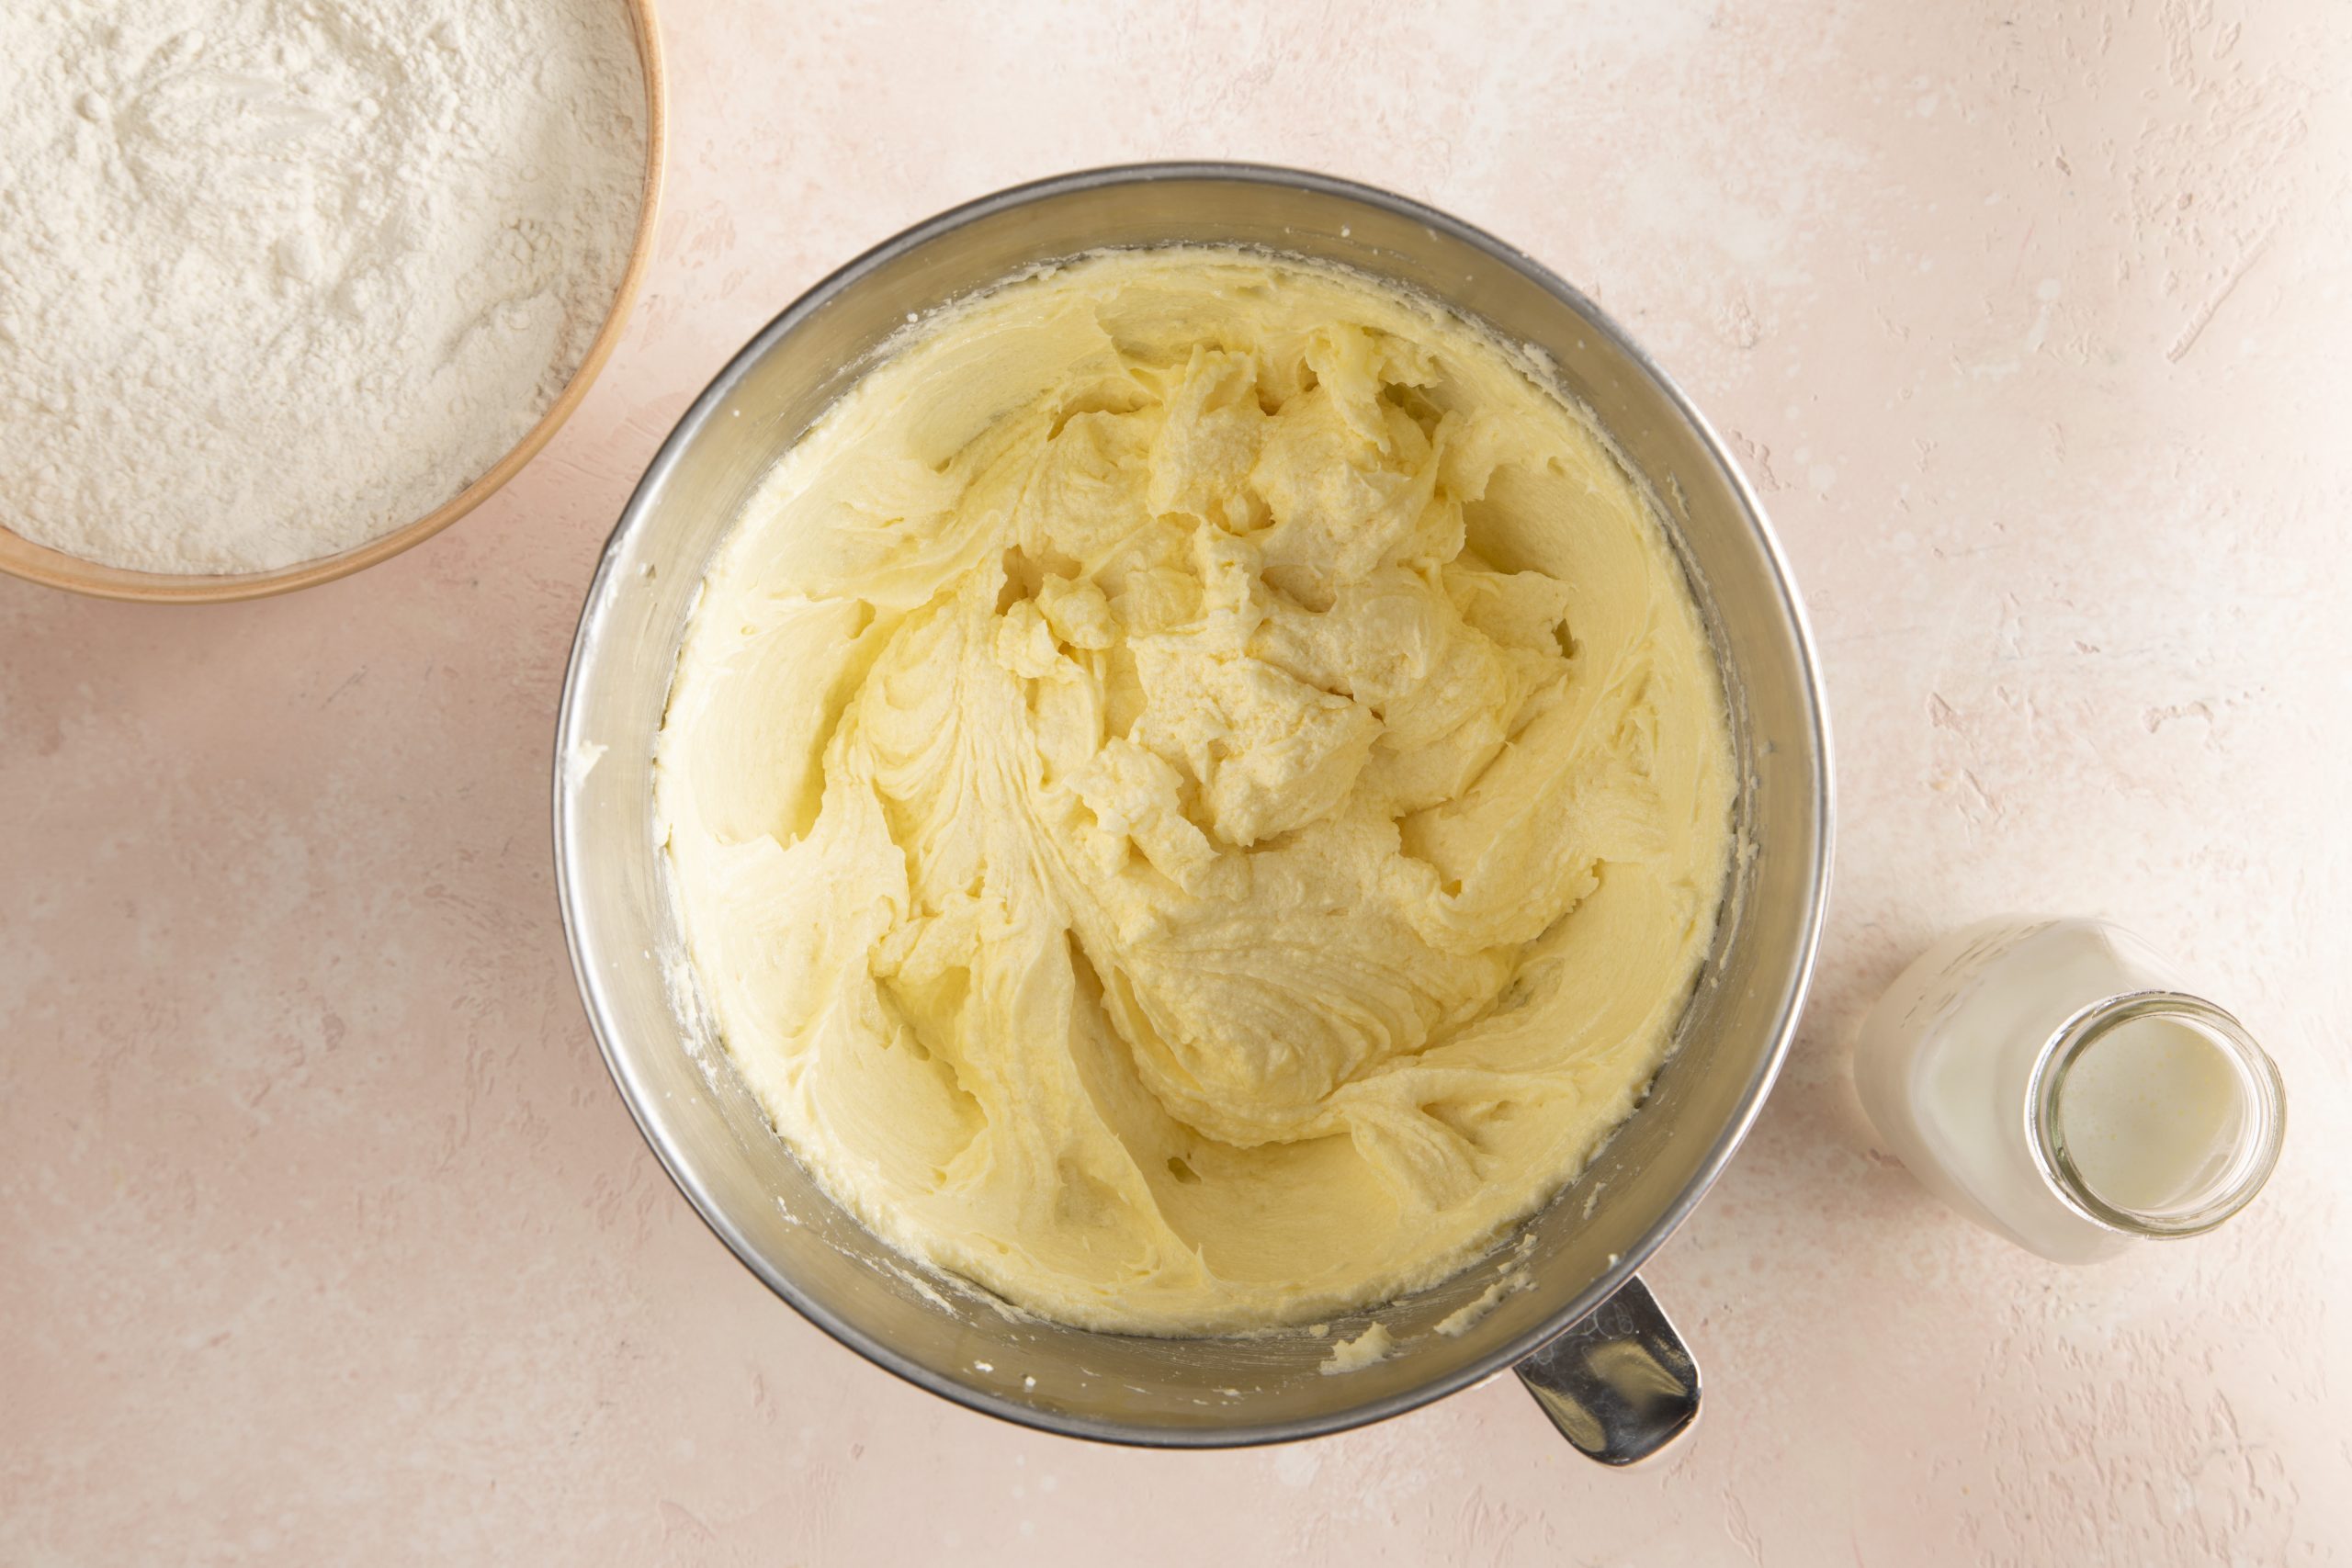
[2028,991,2287,1238]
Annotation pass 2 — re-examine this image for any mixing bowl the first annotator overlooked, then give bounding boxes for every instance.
[554,164,1831,1461]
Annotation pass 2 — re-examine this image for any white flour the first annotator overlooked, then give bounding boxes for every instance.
[0,0,645,574]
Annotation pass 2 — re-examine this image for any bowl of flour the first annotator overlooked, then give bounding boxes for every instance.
[0,0,663,602]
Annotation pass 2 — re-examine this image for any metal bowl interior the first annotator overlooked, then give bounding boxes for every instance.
[0,0,669,604]
[555,164,1830,1447]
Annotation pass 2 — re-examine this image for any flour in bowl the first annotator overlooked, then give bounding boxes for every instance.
[0,0,647,574]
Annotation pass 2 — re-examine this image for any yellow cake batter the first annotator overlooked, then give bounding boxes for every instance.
[658,250,1734,1334]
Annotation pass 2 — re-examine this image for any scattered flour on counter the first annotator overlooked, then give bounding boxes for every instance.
[0,0,645,572]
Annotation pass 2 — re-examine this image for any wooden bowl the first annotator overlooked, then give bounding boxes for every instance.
[0,0,669,604]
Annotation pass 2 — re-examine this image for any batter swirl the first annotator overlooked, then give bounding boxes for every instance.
[659,251,1733,1333]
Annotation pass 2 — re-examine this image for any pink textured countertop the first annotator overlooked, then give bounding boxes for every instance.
[6,3,2348,1562]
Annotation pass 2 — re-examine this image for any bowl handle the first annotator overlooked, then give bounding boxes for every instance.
[1512,1274,1701,1464]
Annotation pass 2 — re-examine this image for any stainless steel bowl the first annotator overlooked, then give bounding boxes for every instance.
[554,164,1832,1461]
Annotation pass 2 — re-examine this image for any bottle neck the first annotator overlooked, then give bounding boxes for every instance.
[2027,991,2286,1239]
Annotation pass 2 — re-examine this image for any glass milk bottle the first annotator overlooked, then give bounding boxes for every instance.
[1851,919,2286,1262]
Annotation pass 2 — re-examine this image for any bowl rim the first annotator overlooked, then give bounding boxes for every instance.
[0,0,672,604]
[554,160,1835,1448]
